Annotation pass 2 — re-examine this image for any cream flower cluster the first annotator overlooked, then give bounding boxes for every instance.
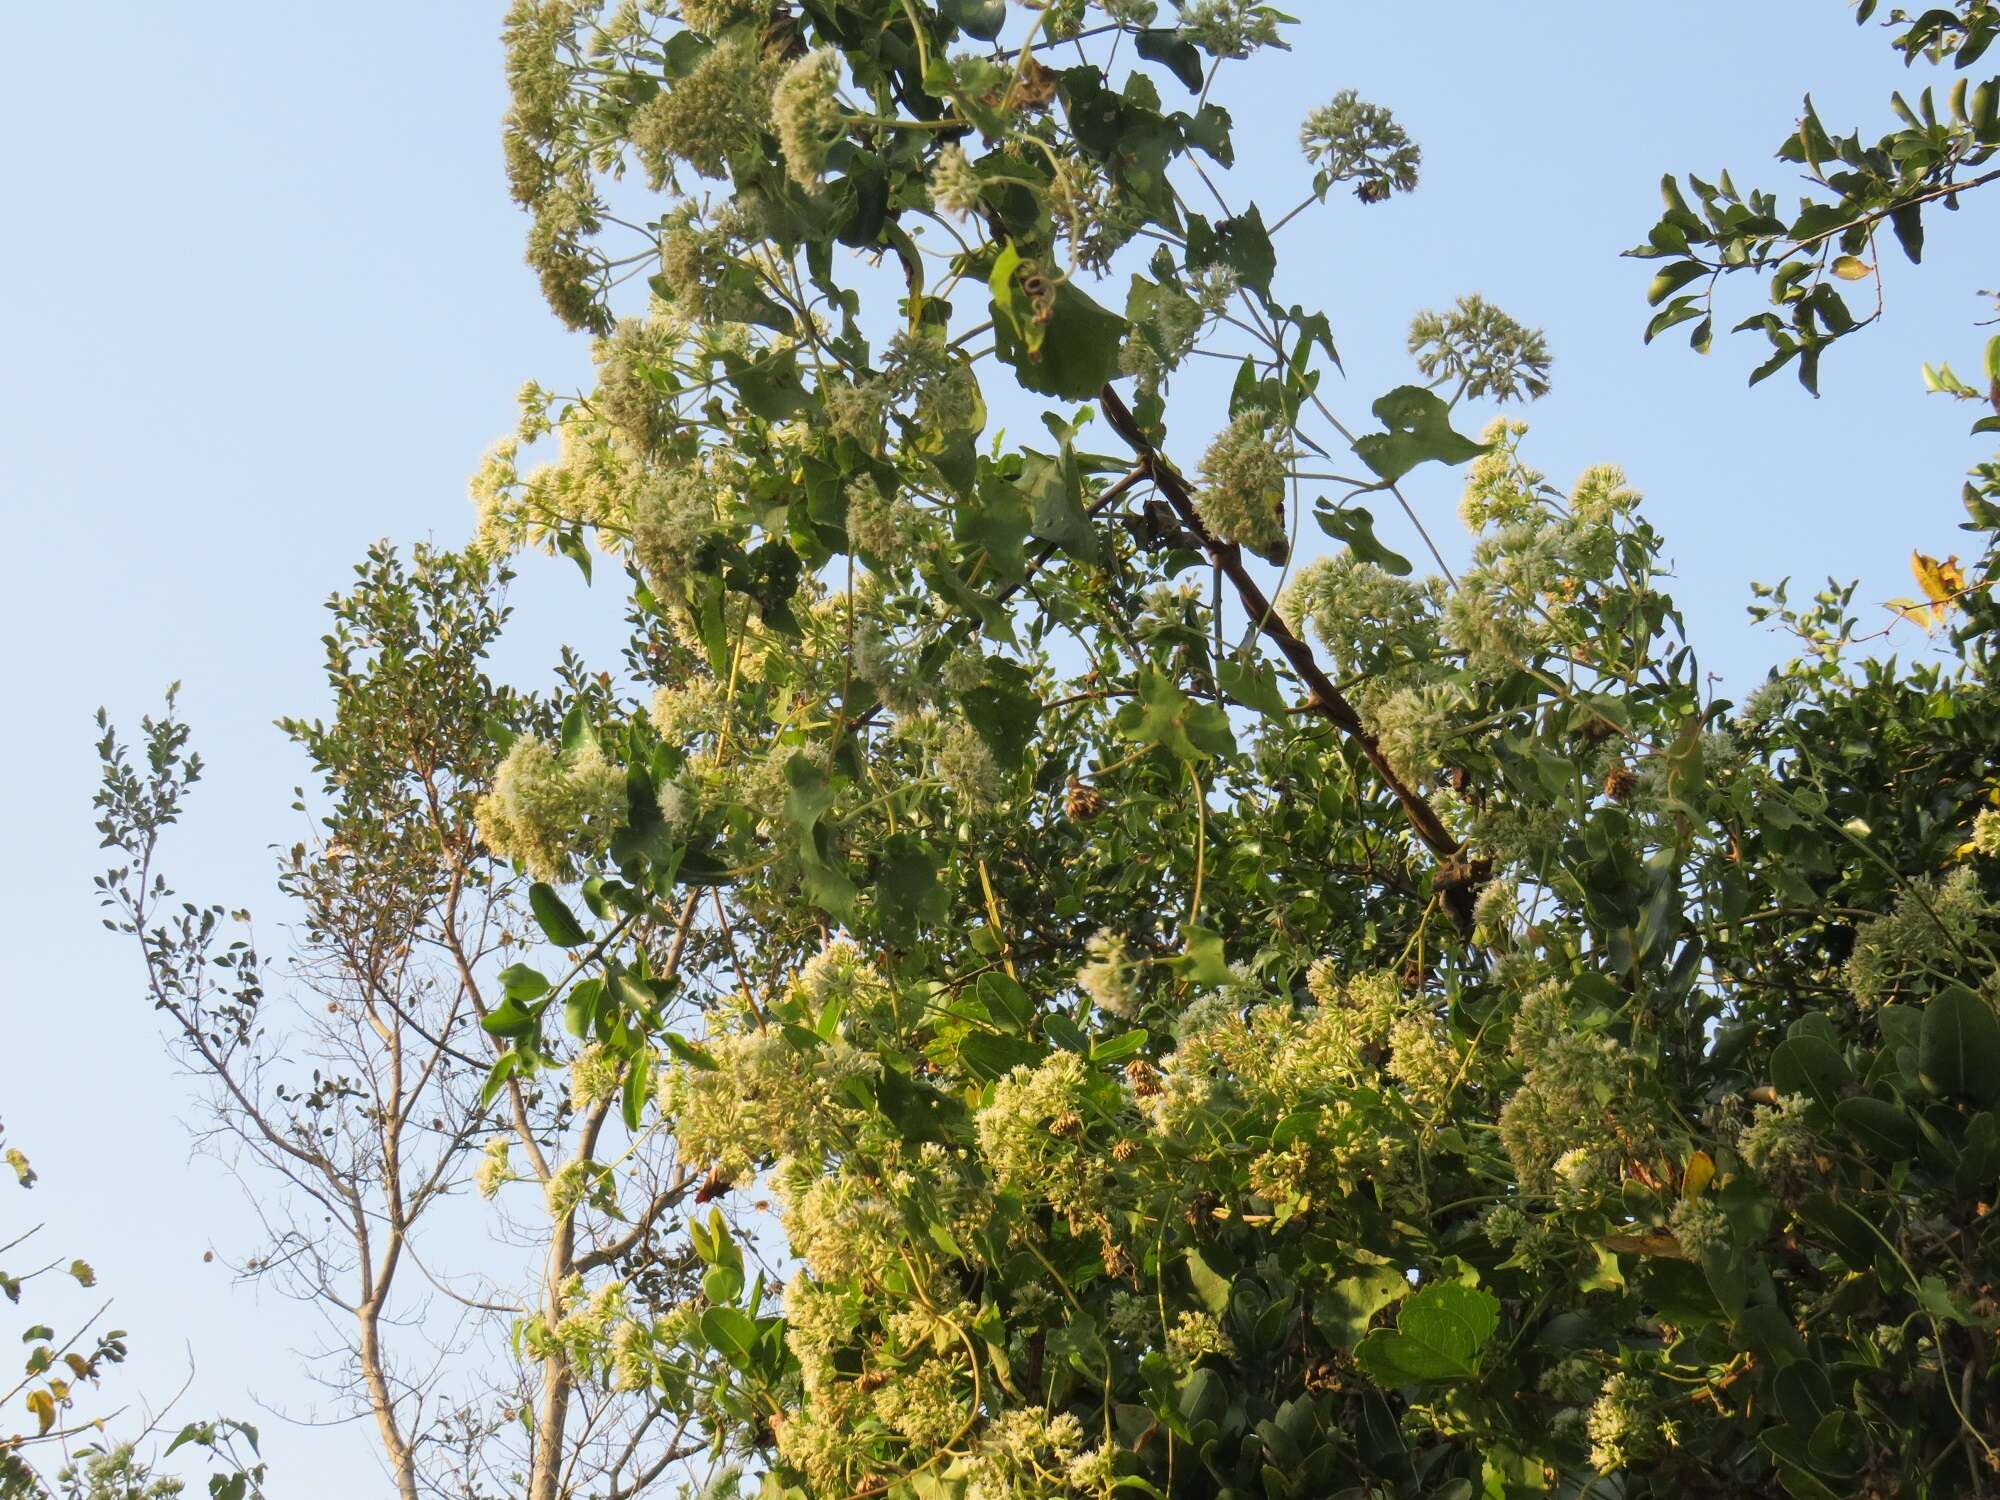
[476,736,627,882]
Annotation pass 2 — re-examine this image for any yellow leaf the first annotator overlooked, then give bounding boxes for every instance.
[1831,254,1872,280]
[1681,1149,1716,1200]
[1910,551,1966,627]
[26,1387,55,1434]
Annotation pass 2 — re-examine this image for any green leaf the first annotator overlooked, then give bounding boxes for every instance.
[1833,1095,1919,1159]
[784,752,857,919]
[1919,983,2000,1103]
[529,883,589,948]
[481,1049,527,1108]
[701,1306,760,1370]
[663,1032,720,1071]
[498,964,550,1002]
[1187,207,1276,298]
[1354,1282,1499,1384]
[990,243,1128,400]
[1214,654,1291,718]
[563,977,603,1040]
[1185,1248,1232,1316]
[939,0,1006,40]
[977,972,1034,1033]
[1314,503,1413,575]
[962,658,1041,772]
[1647,259,1710,306]
[481,996,540,1038]
[1770,1035,1851,1112]
[958,1030,1045,1081]
[621,1046,651,1132]
[1134,28,1204,91]
[555,530,593,584]
[1311,1265,1411,1349]
[875,834,948,946]
[1115,668,1236,761]
[1351,386,1492,485]
[1090,1028,1150,1064]
[1181,925,1232,985]
[1016,446,1099,565]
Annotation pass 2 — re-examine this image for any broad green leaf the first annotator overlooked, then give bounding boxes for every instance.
[701,1306,760,1370]
[1770,1035,1851,1112]
[1134,28,1204,91]
[939,0,1006,40]
[1351,386,1491,484]
[1919,983,2000,1103]
[874,834,948,945]
[1354,1282,1498,1384]
[1311,1264,1411,1349]
[1115,669,1236,761]
[1089,1028,1149,1065]
[976,971,1034,1033]
[1185,1248,1232,1316]
[1214,654,1291,718]
[1833,1095,1918,1159]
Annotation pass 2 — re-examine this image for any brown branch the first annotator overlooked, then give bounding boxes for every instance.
[1095,384,1487,920]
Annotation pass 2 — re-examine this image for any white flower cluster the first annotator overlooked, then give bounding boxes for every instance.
[476,736,627,882]
[1497,1004,1656,1194]
[1736,1092,1817,1192]
[659,1026,876,1180]
[975,1052,1102,1222]
[1076,928,1140,1019]
[772,47,844,188]
[1846,867,1996,1006]
[628,32,772,183]
[1194,409,1290,562]
[1408,295,1551,402]
[1300,89,1420,203]
[1178,0,1285,58]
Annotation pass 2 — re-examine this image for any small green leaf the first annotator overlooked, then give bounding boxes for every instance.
[663,1031,720,1071]
[498,964,550,1002]
[1647,260,1710,306]
[1115,669,1236,761]
[1314,503,1412,575]
[1089,1028,1149,1065]
[1134,28,1204,91]
[1215,655,1291,718]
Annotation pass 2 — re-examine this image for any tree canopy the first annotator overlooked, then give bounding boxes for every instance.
[63,3,2000,1498]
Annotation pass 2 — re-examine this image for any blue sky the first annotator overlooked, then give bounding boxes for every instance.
[2,4,1993,1492]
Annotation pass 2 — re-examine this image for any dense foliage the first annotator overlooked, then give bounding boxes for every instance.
[83,3,2000,1498]
[450,1,2000,1495]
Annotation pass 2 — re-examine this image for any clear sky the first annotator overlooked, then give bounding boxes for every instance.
[2,4,1992,1493]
